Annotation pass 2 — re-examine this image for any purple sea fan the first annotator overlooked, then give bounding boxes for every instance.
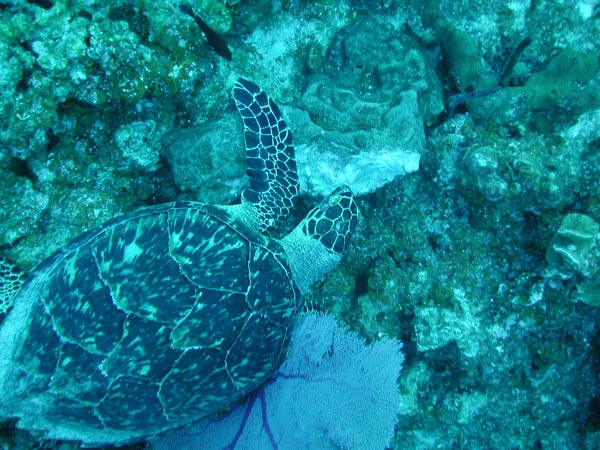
[151,312,404,450]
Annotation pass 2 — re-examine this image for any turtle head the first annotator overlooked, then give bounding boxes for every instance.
[281,186,358,294]
[302,186,358,255]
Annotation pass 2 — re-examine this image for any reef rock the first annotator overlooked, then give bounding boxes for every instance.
[546,213,600,307]
[289,77,423,197]
[546,213,599,277]
[160,111,246,204]
[115,120,162,171]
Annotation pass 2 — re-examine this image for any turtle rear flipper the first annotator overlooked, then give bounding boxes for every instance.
[233,78,299,231]
[0,257,26,319]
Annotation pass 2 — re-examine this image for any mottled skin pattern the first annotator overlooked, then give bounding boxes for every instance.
[0,79,358,446]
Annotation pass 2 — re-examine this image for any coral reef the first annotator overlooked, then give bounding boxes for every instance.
[115,120,162,171]
[461,145,508,202]
[468,49,600,131]
[1,0,600,449]
[160,111,246,204]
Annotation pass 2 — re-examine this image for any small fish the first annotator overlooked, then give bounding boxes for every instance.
[499,36,532,87]
[180,3,232,61]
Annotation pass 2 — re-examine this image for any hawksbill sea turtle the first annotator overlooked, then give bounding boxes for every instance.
[0,78,358,446]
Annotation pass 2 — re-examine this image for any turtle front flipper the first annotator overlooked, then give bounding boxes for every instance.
[233,78,299,232]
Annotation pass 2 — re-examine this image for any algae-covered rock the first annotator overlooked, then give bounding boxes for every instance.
[414,294,482,357]
[545,213,600,307]
[301,77,388,132]
[572,277,600,307]
[461,146,508,202]
[353,254,408,335]
[0,174,49,248]
[469,49,600,130]
[115,120,162,171]
[143,0,232,55]
[324,15,444,122]
[160,111,246,204]
[30,16,89,73]
[464,146,498,178]
[435,23,497,92]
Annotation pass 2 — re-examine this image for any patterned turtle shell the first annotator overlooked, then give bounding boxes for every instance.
[0,79,358,446]
[2,200,300,444]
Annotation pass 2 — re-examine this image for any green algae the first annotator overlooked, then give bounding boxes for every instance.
[469,48,600,131]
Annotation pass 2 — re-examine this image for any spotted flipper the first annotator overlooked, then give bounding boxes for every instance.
[0,257,26,320]
[233,78,299,232]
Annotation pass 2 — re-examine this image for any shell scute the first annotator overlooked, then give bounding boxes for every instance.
[226,313,289,390]
[51,342,107,403]
[98,376,165,430]
[49,397,104,428]
[43,248,123,354]
[248,245,299,326]
[101,315,180,381]
[16,303,60,379]
[168,207,249,293]
[170,290,249,349]
[93,212,196,323]
[159,346,234,424]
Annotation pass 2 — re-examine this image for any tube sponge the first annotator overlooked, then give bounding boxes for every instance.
[151,313,404,450]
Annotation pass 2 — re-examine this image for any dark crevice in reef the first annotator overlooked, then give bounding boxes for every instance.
[9,158,37,183]
[25,0,53,9]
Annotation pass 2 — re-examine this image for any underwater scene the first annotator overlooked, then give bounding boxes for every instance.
[1,0,600,448]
